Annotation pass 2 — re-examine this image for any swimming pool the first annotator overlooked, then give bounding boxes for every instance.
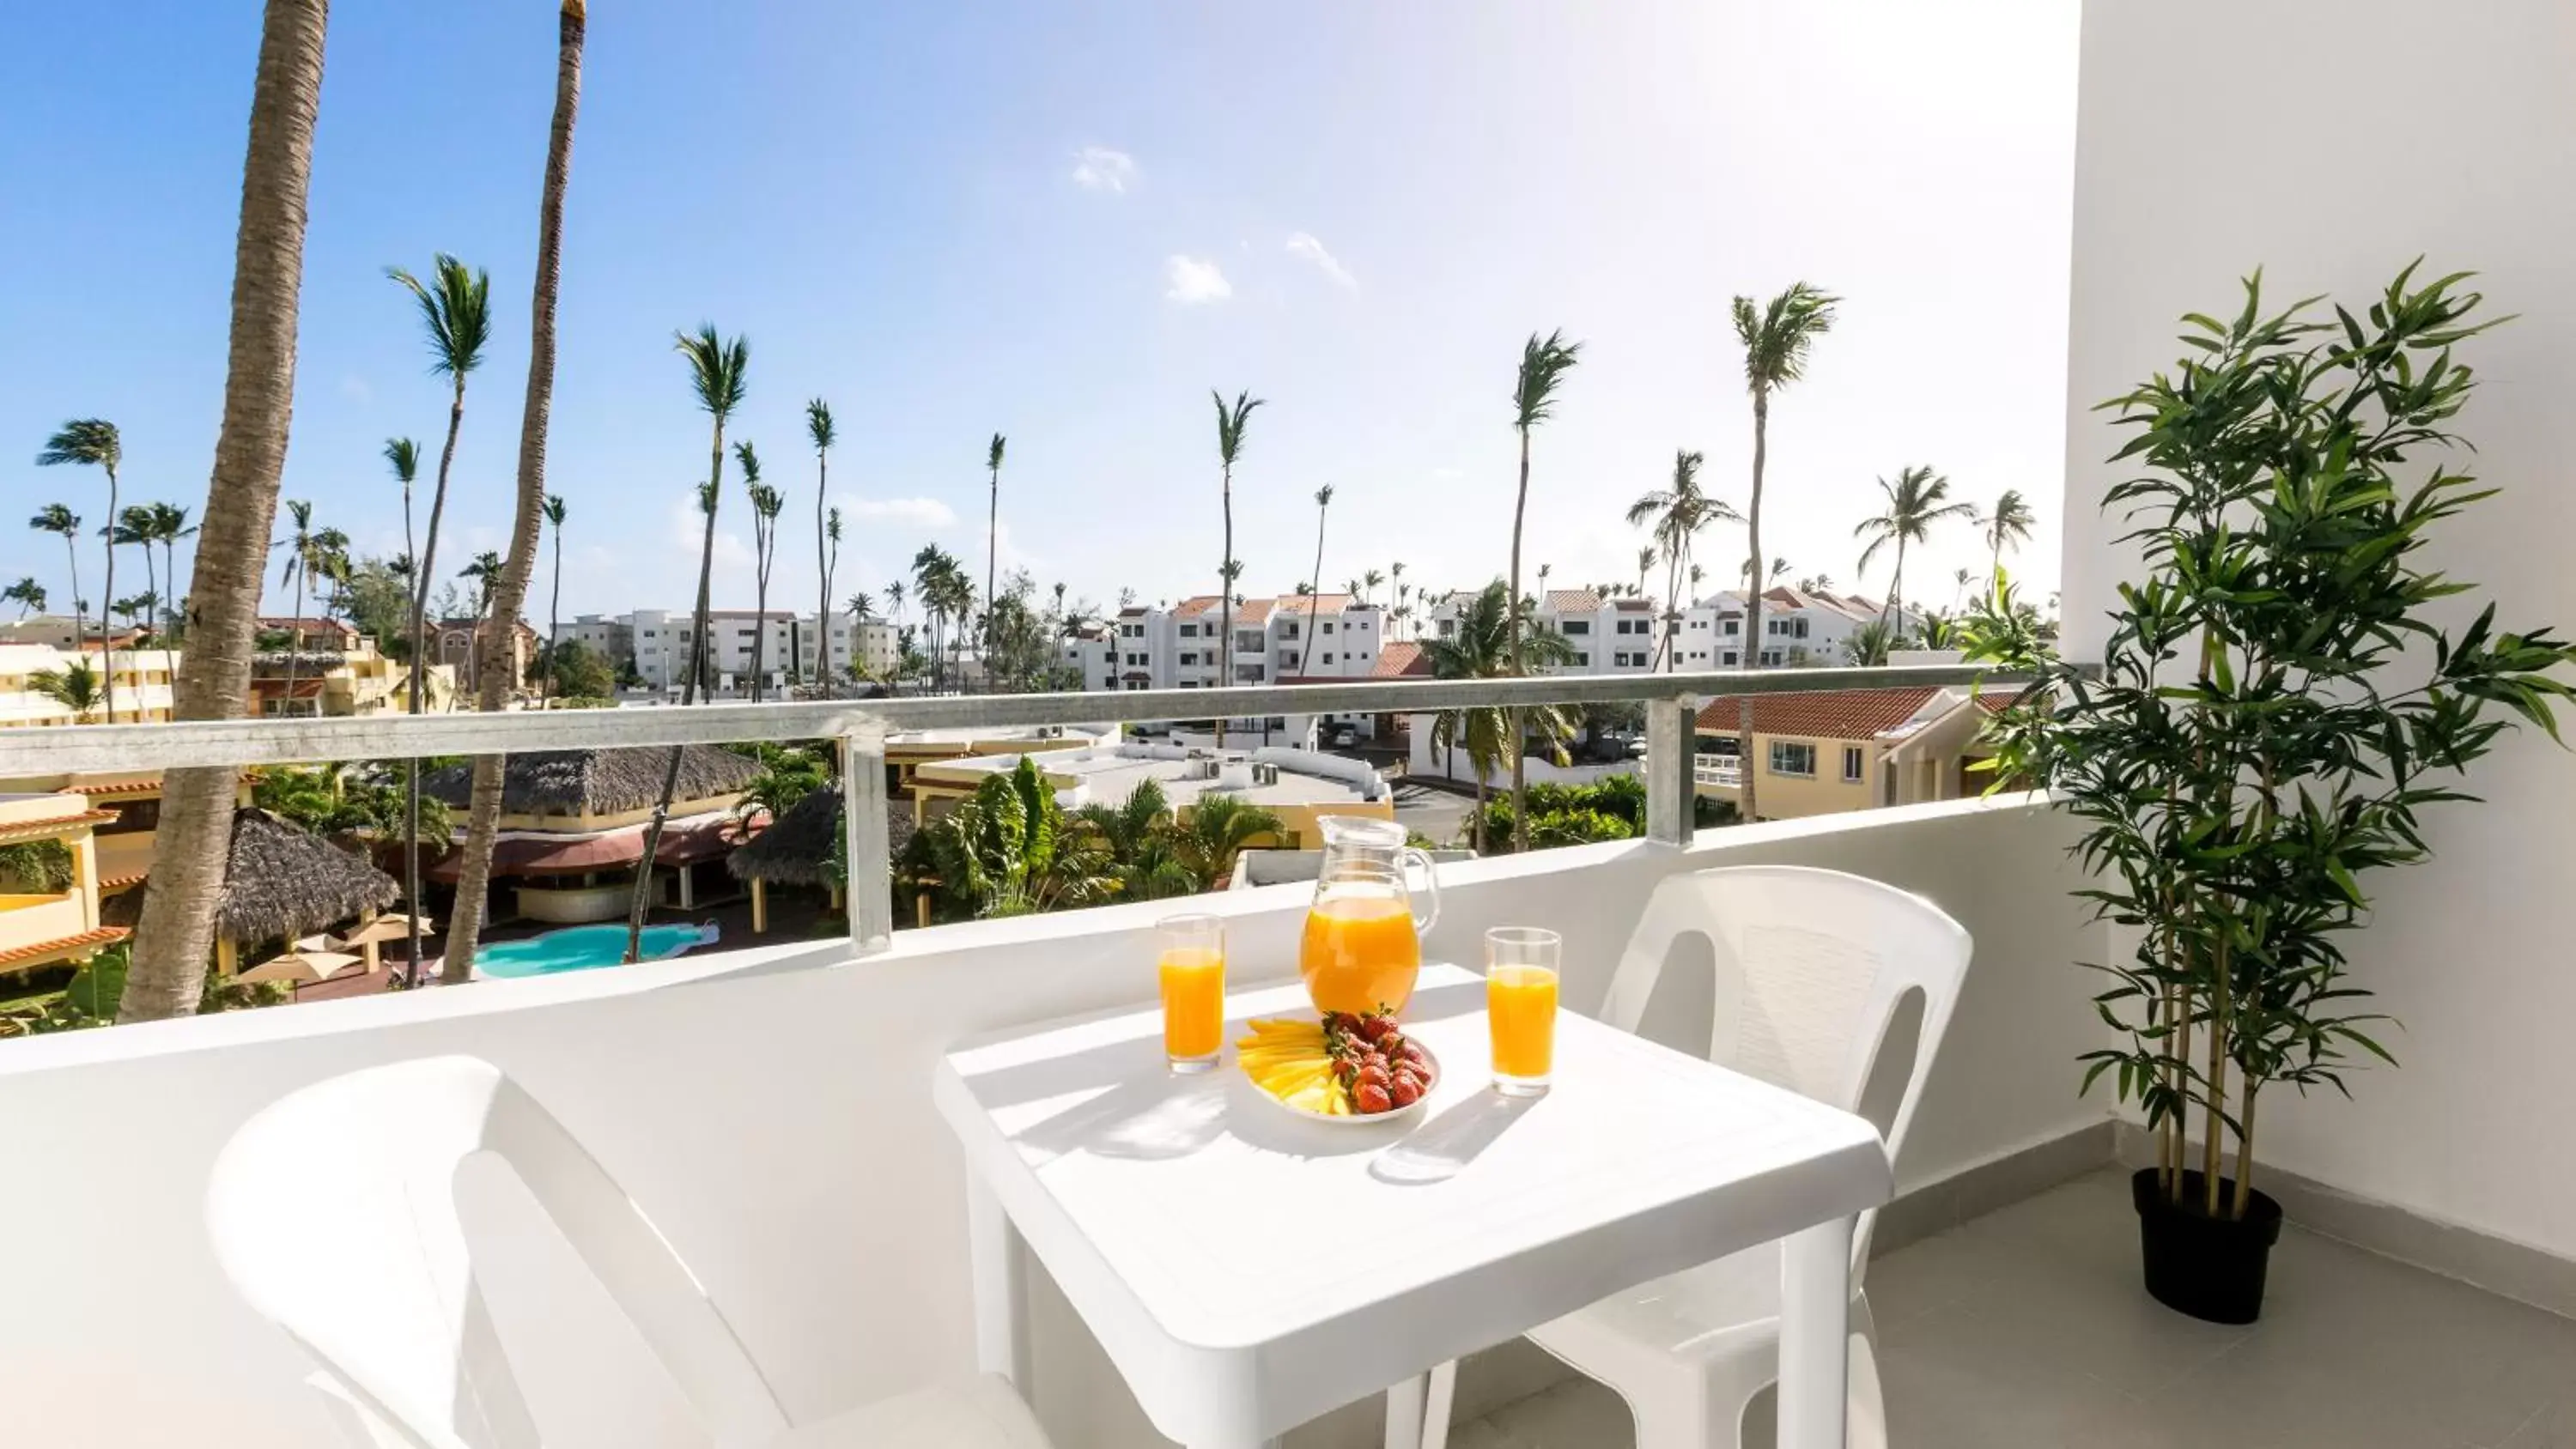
[473,922,719,979]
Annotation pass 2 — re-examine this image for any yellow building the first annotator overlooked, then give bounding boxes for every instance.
[249,625,454,717]
[0,791,125,974]
[0,644,179,725]
[1692,686,2008,822]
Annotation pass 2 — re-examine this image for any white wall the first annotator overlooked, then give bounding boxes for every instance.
[2067,0,2576,1257]
[0,799,2105,1446]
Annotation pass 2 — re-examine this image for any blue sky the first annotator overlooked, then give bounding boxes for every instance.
[2,1,2078,626]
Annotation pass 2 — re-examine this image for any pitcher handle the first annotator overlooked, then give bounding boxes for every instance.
[1403,846,1442,935]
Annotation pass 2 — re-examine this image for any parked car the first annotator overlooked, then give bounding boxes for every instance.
[1327,723,1361,749]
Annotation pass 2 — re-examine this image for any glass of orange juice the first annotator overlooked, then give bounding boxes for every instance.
[1158,913,1226,1073]
[1485,926,1561,1096]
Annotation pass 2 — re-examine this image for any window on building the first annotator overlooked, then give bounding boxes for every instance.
[1176,623,1193,637]
[1322,621,1336,634]
[1321,652,1334,664]
[1770,741,1817,778]
[1723,620,1741,636]
[1563,621,1590,635]
[1437,619,1457,638]
[1576,652,1591,666]
[1179,652,1197,665]
[1279,622,1298,640]
[1842,745,1865,783]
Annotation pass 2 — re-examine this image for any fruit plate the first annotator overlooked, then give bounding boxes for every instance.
[1235,1013,1440,1127]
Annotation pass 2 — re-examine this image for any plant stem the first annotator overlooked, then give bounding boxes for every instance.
[2203,929,2229,1216]
[2233,1087,2259,1218]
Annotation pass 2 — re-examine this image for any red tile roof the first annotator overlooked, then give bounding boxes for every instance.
[1610,597,1655,611]
[1544,589,1603,614]
[1287,593,1354,613]
[1693,686,1947,742]
[1372,640,1430,677]
[1234,598,1276,624]
[1172,595,1224,619]
[0,809,120,845]
[0,926,128,972]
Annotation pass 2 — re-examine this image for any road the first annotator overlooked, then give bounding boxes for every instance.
[1391,779,1476,849]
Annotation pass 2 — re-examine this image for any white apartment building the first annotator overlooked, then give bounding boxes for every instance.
[1073,592,1387,695]
[1671,587,1914,668]
[601,609,896,694]
[1421,588,1662,675]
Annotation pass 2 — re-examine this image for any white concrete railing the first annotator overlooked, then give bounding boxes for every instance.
[0,794,2107,1449]
[0,664,2035,961]
[1695,757,1744,788]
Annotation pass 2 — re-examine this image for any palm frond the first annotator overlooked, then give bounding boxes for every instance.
[385,254,492,377]
[1512,329,1584,428]
[807,397,835,452]
[676,324,750,418]
[36,418,120,470]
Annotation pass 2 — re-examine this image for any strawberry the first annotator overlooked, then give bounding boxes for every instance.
[1359,1013,1399,1044]
[1354,1082,1393,1114]
[1388,1075,1423,1108]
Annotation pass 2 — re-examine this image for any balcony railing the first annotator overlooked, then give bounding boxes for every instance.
[0,664,2026,957]
[1695,756,1744,788]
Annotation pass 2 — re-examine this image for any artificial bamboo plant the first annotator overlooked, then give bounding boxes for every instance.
[1968,264,2576,1222]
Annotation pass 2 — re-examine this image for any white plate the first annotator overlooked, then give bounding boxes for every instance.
[1241,1040,1441,1128]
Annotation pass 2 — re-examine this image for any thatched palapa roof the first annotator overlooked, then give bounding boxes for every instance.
[726,787,914,886]
[104,809,401,945]
[420,746,760,816]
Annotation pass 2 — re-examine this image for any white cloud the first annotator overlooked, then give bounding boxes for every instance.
[1285,232,1357,289]
[671,491,752,571]
[1163,255,1232,305]
[1070,146,1137,193]
[337,374,372,403]
[841,495,959,529]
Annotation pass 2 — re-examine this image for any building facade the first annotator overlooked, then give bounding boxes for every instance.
[1076,593,1388,695]
[610,609,896,694]
[1422,588,1662,675]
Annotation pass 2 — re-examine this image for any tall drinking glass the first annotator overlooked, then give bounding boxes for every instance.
[1485,926,1561,1096]
[1158,913,1226,1073]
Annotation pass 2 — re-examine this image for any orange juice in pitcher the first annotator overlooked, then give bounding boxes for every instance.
[1298,815,1440,1016]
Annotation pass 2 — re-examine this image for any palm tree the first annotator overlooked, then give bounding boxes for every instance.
[1634,545,1657,600]
[1951,567,1973,609]
[1853,464,1972,632]
[1982,488,2037,586]
[983,432,1006,673]
[386,253,491,720]
[845,590,874,679]
[538,494,568,700]
[1843,616,1897,666]
[445,0,586,985]
[1423,580,1578,852]
[884,579,907,634]
[1728,281,1838,823]
[29,506,83,655]
[149,501,196,637]
[1361,567,1385,607]
[384,438,419,652]
[456,550,503,694]
[1627,447,1741,670]
[743,447,785,700]
[1300,484,1334,673]
[276,499,321,702]
[27,661,106,721]
[127,0,330,1022]
[387,255,490,976]
[631,324,748,962]
[1210,390,1263,743]
[1389,561,1408,639]
[37,420,124,720]
[1164,795,1289,891]
[113,593,161,631]
[807,400,835,694]
[113,505,162,638]
[3,578,44,618]
[913,544,965,691]
[1509,329,1583,853]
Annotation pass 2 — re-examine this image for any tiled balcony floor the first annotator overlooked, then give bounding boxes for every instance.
[1455,1167,2576,1449]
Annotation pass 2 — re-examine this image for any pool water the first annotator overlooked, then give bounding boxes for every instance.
[474,923,716,979]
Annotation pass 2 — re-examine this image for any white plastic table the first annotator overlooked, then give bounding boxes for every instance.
[933,965,1891,1449]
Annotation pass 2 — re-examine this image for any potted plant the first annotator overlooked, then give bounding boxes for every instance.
[1967,263,2576,1323]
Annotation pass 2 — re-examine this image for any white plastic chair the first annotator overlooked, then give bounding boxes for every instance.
[206,1055,1053,1449]
[1428,865,1971,1449]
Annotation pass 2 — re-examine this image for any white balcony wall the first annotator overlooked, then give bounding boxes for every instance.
[0,798,2105,1447]
[2069,0,2576,1258]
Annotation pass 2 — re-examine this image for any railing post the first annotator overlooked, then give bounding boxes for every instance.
[1644,694,1697,847]
[842,719,893,956]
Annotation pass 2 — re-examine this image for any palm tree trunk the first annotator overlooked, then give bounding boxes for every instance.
[1738,389,1768,823]
[630,432,720,961]
[447,0,582,986]
[137,539,159,647]
[1507,430,1531,854]
[1217,464,1233,749]
[1305,502,1328,676]
[61,539,83,677]
[544,522,562,701]
[124,0,328,1022]
[100,461,120,721]
[405,376,466,982]
[283,565,305,707]
[814,451,830,696]
[750,533,770,701]
[986,464,999,682]
[162,535,179,638]
[1882,539,1905,632]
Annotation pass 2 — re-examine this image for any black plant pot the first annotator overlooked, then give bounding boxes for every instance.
[2132,1167,2284,1325]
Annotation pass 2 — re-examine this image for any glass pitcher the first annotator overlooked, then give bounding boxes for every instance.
[1299,815,1441,1016]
